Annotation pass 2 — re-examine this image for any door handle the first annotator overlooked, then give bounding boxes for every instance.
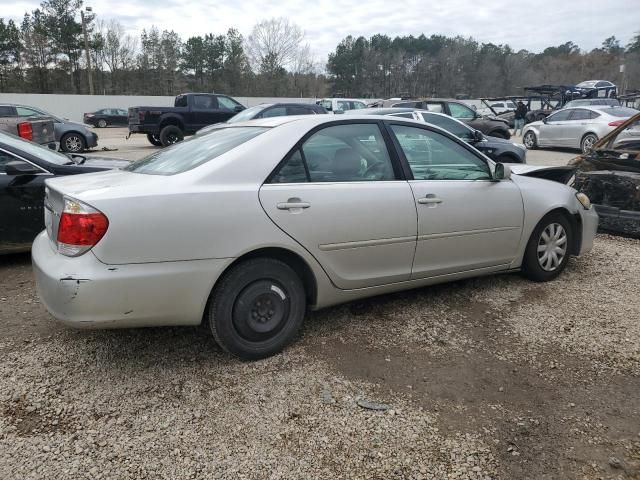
[277,200,310,210]
[418,196,442,205]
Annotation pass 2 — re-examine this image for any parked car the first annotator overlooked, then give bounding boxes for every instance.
[83,108,128,128]
[0,103,98,153]
[0,131,128,254]
[392,98,511,139]
[317,98,368,112]
[33,114,597,360]
[128,93,245,147]
[0,109,56,148]
[522,106,637,153]
[345,107,526,163]
[562,98,620,109]
[571,112,640,237]
[489,101,517,114]
[196,103,327,136]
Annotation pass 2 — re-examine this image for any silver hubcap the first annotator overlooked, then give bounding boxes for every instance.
[524,133,534,148]
[98,120,106,127]
[582,135,596,152]
[65,136,82,152]
[537,223,567,272]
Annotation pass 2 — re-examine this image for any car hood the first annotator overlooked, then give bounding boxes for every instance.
[526,120,544,128]
[508,164,576,184]
[482,115,509,125]
[70,155,131,169]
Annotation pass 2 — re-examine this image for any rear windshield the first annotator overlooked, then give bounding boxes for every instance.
[124,127,268,175]
[602,107,637,117]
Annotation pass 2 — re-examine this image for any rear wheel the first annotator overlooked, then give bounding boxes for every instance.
[523,131,537,150]
[580,133,598,154]
[146,134,162,146]
[522,212,573,282]
[97,119,107,128]
[159,125,184,147]
[208,258,306,360]
[60,132,86,153]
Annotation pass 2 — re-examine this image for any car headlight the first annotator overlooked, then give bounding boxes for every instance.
[576,192,591,210]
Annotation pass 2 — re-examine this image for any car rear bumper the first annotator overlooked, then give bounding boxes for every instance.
[32,232,228,328]
[128,124,153,134]
[86,132,98,148]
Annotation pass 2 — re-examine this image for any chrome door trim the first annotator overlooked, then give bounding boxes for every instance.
[417,226,520,241]
[319,235,416,251]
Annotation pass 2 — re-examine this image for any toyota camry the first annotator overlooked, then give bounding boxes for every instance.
[32,115,598,359]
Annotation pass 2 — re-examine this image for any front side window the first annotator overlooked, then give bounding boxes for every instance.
[419,113,475,141]
[390,124,490,181]
[218,96,240,110]
[270,123,396,183]
[448,102,475,119]
[568,109,591,121]
[175,96,188,107]
[125,127,268,175]
[352,101,367,110]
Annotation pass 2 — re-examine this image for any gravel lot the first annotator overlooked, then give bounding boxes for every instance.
[1,126,638,479]
[84,127,578,166]
[1,233,639,479]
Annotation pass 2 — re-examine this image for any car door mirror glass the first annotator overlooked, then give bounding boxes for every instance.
[4,160,41,175]
[493,163,512,181]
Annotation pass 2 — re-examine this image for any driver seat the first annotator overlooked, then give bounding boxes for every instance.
[332,148,362,181]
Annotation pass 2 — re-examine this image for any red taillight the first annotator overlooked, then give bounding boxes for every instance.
[17,122,33,141]
[608,120,625,127]
[56,198,108,256]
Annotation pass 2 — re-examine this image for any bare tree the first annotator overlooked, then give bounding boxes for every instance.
[245,17,304,73]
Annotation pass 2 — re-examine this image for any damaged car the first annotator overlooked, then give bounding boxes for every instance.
[570,112,640,237]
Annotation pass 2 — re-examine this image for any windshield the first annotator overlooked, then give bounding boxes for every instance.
[125,127,268,175]
[227,104,270,124]
[601,107,638,117]
[0,131,73,165]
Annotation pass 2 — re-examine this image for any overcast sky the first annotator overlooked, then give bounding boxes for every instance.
[6,0,639,62]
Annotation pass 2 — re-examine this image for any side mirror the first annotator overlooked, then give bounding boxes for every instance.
[234,105,244,112]
[5,161,40,175]
[494,163,512,181]
[542,117,548,124]
[473,130,484,142]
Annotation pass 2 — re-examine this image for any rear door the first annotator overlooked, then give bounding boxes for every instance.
[259,121,417,289]
[564,109,596,148]
[0,149,51,251]
[386,122,523,278]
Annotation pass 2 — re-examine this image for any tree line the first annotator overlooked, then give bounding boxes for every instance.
[0,0,639,100]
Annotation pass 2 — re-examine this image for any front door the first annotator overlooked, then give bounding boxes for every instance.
[259,122,417,289]
[0,150,50,252]
[386,123,524,279]
[538,109,572,147]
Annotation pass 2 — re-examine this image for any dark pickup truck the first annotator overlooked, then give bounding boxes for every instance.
[128,93,245,147]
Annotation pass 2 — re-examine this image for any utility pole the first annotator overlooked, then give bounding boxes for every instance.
[81,7,94,95]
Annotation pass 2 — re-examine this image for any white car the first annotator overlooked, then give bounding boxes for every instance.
[317,98,368,113]
[489,101,517,114]
[33,115,598,359]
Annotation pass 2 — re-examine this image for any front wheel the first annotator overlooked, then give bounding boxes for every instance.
[522,212,573,282]
[146,134,162,146]
[60,132,86,153]
[580,133,598,154]
[208,258,306,360]
[523,131,537,150]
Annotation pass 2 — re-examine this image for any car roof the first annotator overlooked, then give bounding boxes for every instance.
[224,113,426,129]
[344,107,416,115]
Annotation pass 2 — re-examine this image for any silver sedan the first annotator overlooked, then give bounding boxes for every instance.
[522,106,637,153]
[32,115,598,359]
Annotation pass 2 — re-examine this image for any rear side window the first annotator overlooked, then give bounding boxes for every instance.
[568,109,591,121]
[287,106,314,115]
[125,127,268,175]
[260,107,287,118]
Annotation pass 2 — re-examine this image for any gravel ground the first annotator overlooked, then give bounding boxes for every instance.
[1,234,639,479]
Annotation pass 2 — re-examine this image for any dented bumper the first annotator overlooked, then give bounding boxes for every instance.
[31,232,229,328]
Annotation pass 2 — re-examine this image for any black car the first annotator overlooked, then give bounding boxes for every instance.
[0,131,129,254]
[196,102,328,135]
[391,98,511,139]
[83,108,128,128]
[346,108,526,163]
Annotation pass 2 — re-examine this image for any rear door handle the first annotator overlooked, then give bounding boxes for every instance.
[277,200,310,210]
[418,197,442,205]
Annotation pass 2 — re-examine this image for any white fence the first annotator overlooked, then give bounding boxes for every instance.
[0,93,320,123]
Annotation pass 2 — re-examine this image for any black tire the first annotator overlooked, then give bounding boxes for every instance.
[97,119,107,128]
[146,134,162,146]
[522,212,573,282]
[523,131,538,150]
[208,258,306,360]
[159,125,184,147]
[580,133,598,154]
[60,132,86,153]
